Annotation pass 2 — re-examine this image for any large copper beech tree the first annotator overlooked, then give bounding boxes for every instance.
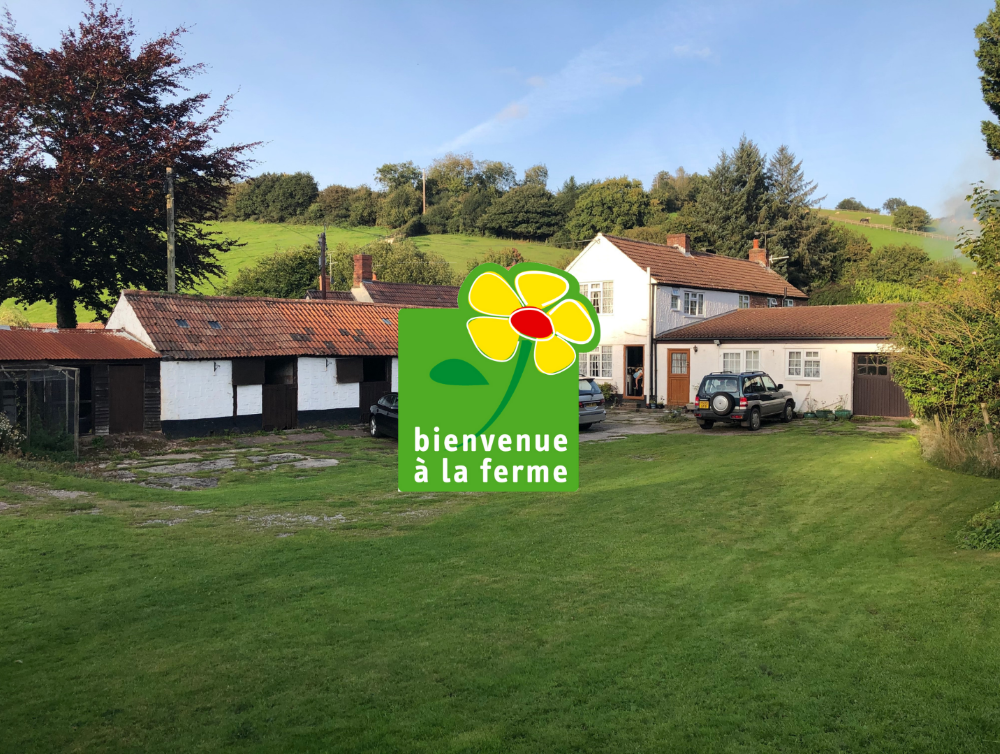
[0,2,256,327]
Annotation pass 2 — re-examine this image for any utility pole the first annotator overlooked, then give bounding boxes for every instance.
[317,229,328,299]
[422,169,426,214]
[166,166,176,293]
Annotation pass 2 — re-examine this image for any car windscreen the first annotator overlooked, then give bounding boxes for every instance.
[700,377,739,396]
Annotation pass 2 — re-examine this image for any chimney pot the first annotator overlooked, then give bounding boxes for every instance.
[753,238,759,249]
[353,254,373,287]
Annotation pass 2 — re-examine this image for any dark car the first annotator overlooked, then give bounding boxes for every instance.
[579,378,606,429]
[369,392,398,438]
[693,371,794,431]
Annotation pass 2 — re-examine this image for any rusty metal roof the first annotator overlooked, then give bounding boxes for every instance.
[122,290,400,359]
[0,328,159,362]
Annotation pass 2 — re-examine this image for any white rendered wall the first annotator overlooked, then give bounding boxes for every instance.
[105,293,156,350]
[297,357,359,411]
[567,235,653,396]
[655,287,741,336]
[391,358,399,391]
[161,360,233,421]
[237,385,262,416]
[656,340,888,412]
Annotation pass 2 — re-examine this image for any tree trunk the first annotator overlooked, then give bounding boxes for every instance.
[55,289,78,329]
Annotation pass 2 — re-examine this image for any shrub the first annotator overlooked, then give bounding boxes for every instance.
[597,382,618,404]
[0,412,24,454]
[376,185,421,229]
[893,205,932,231]
[0,304,30,328]
[465,247,525,275]
[349,187,379,227]
[221,245,320,299]
[836,197,869,211]
[958,501,1000,549]
[477,185,563,240]
[422,201,452,234]
[918,420,1000,478]
[222,172,319,222]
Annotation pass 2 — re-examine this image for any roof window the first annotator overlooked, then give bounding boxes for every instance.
[208,320,222,329]
[382,318,392,325]
[175,319,189,328]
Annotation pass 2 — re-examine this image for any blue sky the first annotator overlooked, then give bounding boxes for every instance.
[7,0,999,217]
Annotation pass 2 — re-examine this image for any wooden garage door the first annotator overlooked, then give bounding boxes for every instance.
[853,353,910,417]
[262,384,298,431]
[109,365,145,434]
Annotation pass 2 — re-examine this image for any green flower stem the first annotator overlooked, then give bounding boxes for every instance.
[477,339,532,435]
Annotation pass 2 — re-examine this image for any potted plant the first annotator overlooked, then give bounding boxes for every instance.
[816,408,833,419]
[834,404,852,420]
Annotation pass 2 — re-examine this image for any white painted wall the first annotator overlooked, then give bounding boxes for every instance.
[105,293,156,350]
[236,385,262,416]
[161,360,233,421]
[655,287,741,335]
[655,340,889,412]
[567,235,653,397]
[297,357,359,411]
[391,358,399,391]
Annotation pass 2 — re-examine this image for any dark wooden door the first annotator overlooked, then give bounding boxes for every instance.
[109,365,145,434]
[666,349,690,406]
[853,353,910,417]
[262,385,298,430]
[360,381,392,423]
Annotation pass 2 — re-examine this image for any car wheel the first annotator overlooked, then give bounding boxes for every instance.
[780,402,794,423]
[746,407,761,431]
[370,417,381,437]
[709,391,735,416]
[698,420,714,430]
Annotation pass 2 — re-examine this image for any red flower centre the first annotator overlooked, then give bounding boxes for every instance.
[510,307,554,340]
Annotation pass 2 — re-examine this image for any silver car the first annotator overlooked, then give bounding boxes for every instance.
[579,378,607,428]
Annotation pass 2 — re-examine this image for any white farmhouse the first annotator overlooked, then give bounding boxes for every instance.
[566,233,807,404]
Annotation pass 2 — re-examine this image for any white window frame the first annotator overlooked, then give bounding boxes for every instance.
[784,299,795,307]
[787,349,821,380]
[670,290,681,311]
[683,291,704,316]
[745,349,760,372]
[581,281,613,315]
[579,345,613,379]
[767,297,778,308]
[721,351,741,372]
[738,294,750,309]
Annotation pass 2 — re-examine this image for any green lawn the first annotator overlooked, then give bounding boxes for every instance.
[816,209,964,264]
[4,223,566,324]
[2,425,1000,751]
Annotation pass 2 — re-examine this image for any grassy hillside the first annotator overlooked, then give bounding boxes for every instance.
[816,209,964,264]
[4,223,569,324]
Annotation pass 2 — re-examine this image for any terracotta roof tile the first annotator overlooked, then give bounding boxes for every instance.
[0,328,158,362]
[657,304,904,341]
[303,290,357,302]
[122,291,399,359]
[604,235,808,299]
[362,281,460,308]
[29,322,106,330]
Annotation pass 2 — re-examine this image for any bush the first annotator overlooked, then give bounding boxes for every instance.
[328,239,455,288]
[464,248,525,279]
[221,245,320,299]
[376,185,421,229]
[565,178,650,239]
[422,201,452,234]
[836,197,869,211]
[477,185,563,240]
[0,304,30,328]
[222,172,319,222]
[597,382,618,404]
[893,205,932,231]
[0,412,24,454]
[349,187,379,227]
[958,501,1000,549]
[918,420,1000,478]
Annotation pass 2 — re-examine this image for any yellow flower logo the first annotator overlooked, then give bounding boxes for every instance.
[467,269,596,374]
[460,264,600,433]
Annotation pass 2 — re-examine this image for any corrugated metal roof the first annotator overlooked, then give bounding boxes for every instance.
[604,235,809,299]
[0,328,159,362]
[122,291,400,359]
[657,304,904,341]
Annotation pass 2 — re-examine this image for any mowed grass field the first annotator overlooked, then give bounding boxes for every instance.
[816,209,964,264]
[2,425,1000,751]
[4,223,566,324]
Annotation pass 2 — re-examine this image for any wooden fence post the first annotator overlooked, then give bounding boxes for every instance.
[934,414,942,433]
[982,403,997,455]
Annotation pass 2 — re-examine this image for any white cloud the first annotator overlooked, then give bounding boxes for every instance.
[438,5,716,153]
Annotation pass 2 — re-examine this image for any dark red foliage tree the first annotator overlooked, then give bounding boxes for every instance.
[0,2,257,327]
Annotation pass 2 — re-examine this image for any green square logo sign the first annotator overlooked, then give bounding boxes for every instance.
[399,263,601,491]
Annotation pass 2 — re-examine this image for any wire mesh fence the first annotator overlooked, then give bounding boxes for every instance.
[0,365,80,457]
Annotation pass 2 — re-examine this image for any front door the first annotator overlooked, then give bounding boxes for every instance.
[624,346,645,399]
[262,385,297,430]
[108,365,144,434]
[666,349,690,406]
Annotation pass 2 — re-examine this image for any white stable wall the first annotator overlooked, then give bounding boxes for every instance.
[656,340,888,412]
[105,293,156,350]
[236,385,262,416]
[391,358,399,391]
[161,360,233,421]
[297,357,359,411]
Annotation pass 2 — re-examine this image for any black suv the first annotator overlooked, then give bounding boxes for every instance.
[693,371,795,431]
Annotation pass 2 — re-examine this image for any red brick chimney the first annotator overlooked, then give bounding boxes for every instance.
[749,238,768,268]
[667,233,691,254]
[353,254,373,286]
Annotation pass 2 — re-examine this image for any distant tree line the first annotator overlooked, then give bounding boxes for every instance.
[834,196,932,231]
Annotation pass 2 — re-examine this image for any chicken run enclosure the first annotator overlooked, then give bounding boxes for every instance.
[0,365,80,456]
